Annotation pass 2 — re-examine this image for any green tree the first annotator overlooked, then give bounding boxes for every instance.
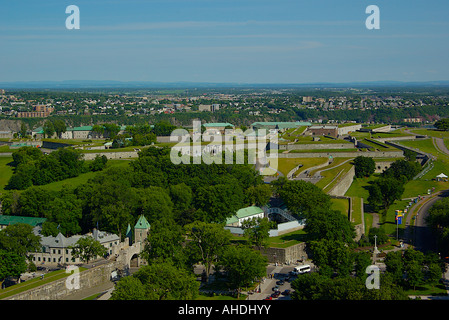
[218,245,267,299]
[11,146,43,167]
[384,251,405,284]
[353,156,376,178]
[141,218,185,268]
[241,217,271,250]
[304,207,355,243]
[434,118,449,131]
[245,184,272,207]
[69,236,108,264]
[278,180,331,216]
[19,122,28,138]
[136,186,174,224]
[0,223,41,260]
[406,261,423,291]
[52,119,67,138]
[41,189,83,237]
[0,250,27,288]
[132,262,199,300]
[382,159,421,181]
[43,120,55,138]
[184,221,231,281]
[426,197,449,256]
[426,263,442,288]
[368,177,404,212]
[308,239,354,277]
[102,123,121,139]
[110,276,146,300]
[152,121,177,136]
[89,155,108,172]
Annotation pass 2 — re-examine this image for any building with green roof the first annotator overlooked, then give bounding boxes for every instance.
[203,122,235,133]
[134,215,150,243]
[225,206,265,227]
[0,215,46,230]
[251,121,312,132]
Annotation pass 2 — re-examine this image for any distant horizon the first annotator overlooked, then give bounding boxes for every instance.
[2,79,449,90]
[1,0,448,84]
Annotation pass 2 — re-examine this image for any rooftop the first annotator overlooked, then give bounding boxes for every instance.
[225,206,264,225]
[203,123,235,128]
[0,215,47,227]
[135,215,151,230]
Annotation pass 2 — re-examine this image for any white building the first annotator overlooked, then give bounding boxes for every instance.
[31,229,120,267]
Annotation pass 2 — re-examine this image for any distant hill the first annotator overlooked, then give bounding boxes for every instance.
[1,80,449,89]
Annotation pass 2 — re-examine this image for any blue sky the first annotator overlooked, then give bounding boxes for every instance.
[1,0,448,84]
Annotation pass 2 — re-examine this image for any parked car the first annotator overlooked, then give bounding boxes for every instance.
[281,289,291,296]
[272,285,280,292]
[271,291,281,298]
[276,280,284,285]
[264,296,272,300]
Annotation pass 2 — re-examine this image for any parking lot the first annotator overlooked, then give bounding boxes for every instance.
[249,263,314,300]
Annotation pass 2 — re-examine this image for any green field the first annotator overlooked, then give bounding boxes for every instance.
[0,156,14,190]
[268,157,328,177]
[331,198,350,217]
[0,158,132,193]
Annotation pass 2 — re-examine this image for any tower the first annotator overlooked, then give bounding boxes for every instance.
[134,215,150,244]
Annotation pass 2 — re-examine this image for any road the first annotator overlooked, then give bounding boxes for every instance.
[433,137,449,156]
[248,263,314,300]
[404,189,449,253]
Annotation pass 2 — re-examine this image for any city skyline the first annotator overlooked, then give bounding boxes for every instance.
[1,0,448,84]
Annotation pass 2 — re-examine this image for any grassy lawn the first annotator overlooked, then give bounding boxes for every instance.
[0,159,132,193]
[0,268,87,300]
[403,282,448,297]
[267,229,308,248]
[331,198,350,217]
[345,175,379,231]
[273,157,328,176]
[382,199,409,237]
[230,229,308,249]
[0,144,12,153]
[37,159,132,192]
[309,157,352,175]
[0,156,14,190]
[316,161,354,192]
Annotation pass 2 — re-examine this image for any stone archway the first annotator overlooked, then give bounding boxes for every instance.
[130,253,139,268]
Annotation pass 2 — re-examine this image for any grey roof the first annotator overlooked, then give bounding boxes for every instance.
[40,233,82,248]
[40,229,119,248]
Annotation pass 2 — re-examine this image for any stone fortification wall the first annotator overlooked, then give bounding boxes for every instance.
[278,150,403,159]
[327,166,356,197]
[279,143,355,151]
[6,261,120,300]
[82,151,139,160]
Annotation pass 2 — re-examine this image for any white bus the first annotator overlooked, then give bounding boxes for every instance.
[293,264,311,274]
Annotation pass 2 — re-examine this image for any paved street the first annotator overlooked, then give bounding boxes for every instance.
[248,263,312,300]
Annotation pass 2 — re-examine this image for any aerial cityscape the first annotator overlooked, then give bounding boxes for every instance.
[1,0,449,316]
